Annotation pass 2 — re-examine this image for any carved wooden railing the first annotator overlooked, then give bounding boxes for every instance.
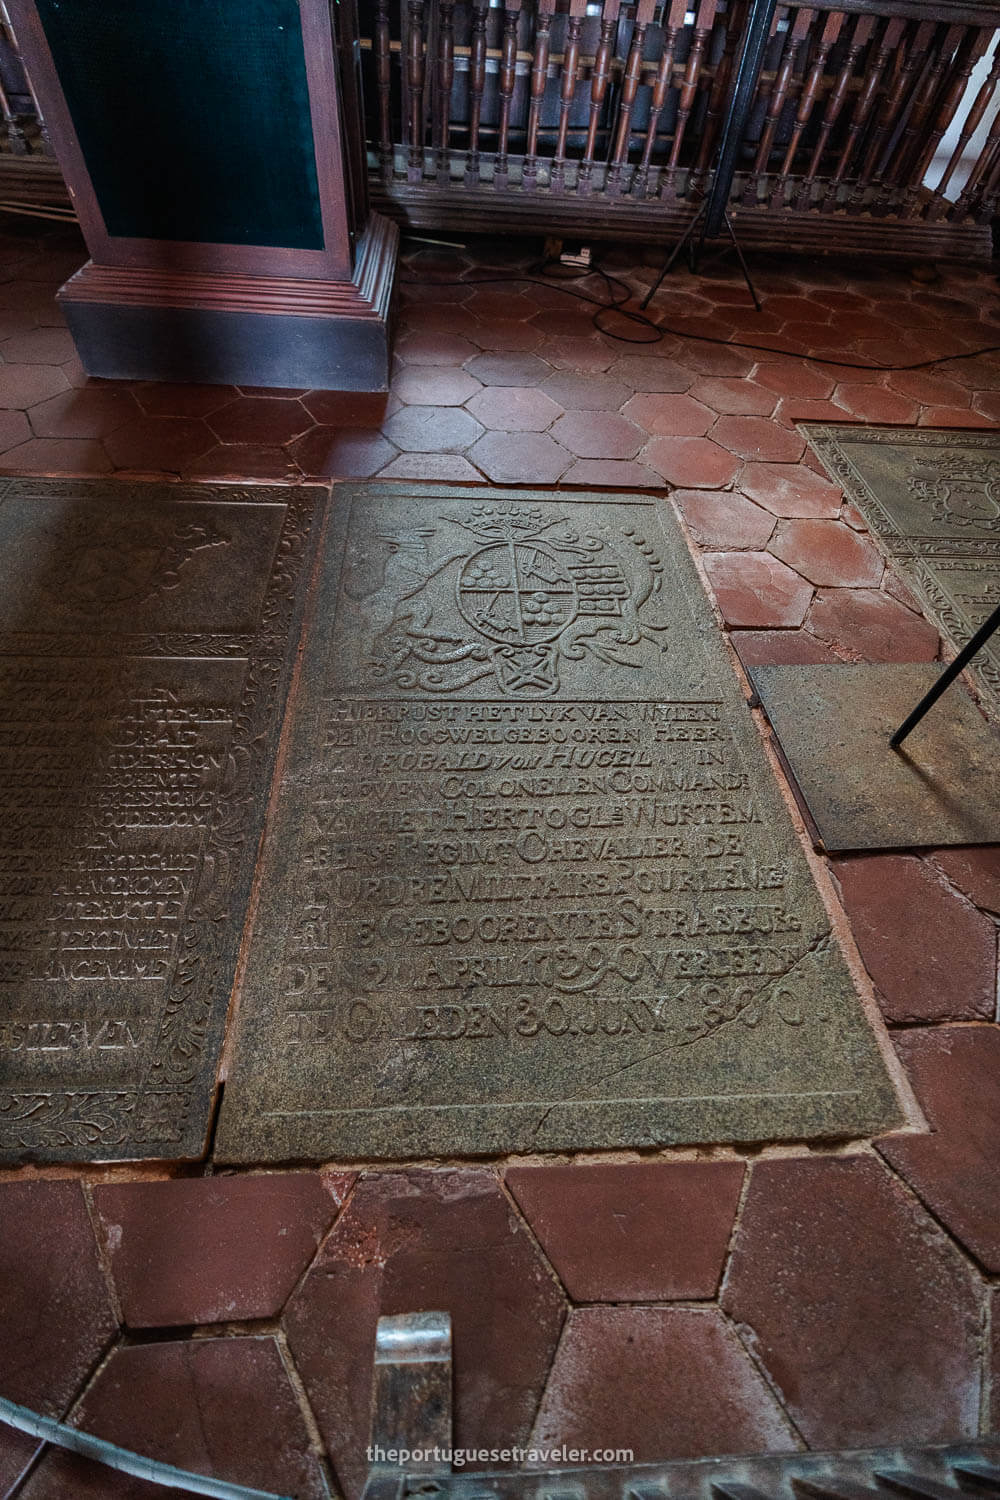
[1,0,998,257]
[355,0,1000,257]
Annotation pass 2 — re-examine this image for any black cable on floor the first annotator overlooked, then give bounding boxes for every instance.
[400,253,1000,373]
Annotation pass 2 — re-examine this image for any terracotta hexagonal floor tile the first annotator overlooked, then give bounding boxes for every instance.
[282,1169,567,1500]
[689,377,778,417]
[93,1172,353,1327]
[673,489,776,551]
[507,1162,745,1300]
[24,1338,328,1499]
[469,430,572,483]
[28,386,138,440]
[207,396,312,447]
[185,444,298,481]
[832,382,920,424]
[290,427,398,478]
[805,587,939,660]
[396,331,479,366]
[383,404,484,453]
[531,1306,797,1460]
[754,360,836,400]
[770,518,885,587]
[550,409,643,460]
[394,366,483,406]
[133,382,240,418]
[544,335,617,372]
[605,356,694,393]
[0,409,31,452]
[703,551,813,627]
[103,416,215,471]
[465,386,563,431]
[469,320,547,353]
[301,391,391,427]
[0,1182,117,1413]
[465,287,535,321]
[1,325,76,364]
[831,853,996,1023]
[674,343,755,378]
[0,362,70,409]
[0,436,113,474]
[642,436,742,489]
[878,1025,1000,1271]
[929,846,1000,916]
[377,452,485,482]
[731,628,841,666]
[538,371,631,410]
[884,369,973,408]
[919,408,995,428]
[740,462,843,518]
[562,459,663,487]
[465,352,551,387]
[722,1155,982,1448]
[622,392,714,437]
[710,415,806,463]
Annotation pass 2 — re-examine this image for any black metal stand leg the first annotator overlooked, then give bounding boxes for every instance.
[639,201,708,311]
[723,211,761,310]
[890,600,1000,748]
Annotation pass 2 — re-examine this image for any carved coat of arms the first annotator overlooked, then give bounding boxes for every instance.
[346,505,668,697]
[39,517,229,614]
[909,455,1000,529]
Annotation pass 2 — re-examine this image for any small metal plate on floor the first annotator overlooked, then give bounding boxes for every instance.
[750,663,1000,851]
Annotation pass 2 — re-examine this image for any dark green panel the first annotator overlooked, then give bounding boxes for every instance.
[37,0,325,250]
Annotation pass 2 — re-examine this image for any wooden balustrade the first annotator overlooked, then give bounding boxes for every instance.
[0,0,998,258]
[357,0,1000,259]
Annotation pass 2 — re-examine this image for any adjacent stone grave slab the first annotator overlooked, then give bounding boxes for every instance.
[803,425,1000,712]
[750,664,1000,851]
[0,477,323,1162]
[217,484,902,1161]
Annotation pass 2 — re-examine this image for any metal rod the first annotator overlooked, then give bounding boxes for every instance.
[890,601,1000,747]
[0,1396,289,1500]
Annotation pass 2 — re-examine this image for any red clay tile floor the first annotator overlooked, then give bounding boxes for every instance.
[1,220,1000,1497]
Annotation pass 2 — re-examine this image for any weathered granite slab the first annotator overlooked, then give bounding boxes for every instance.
[750,663,1000,850]
[217,484,902,1161]
[0,477,324,1162]
[803,425,1000,713]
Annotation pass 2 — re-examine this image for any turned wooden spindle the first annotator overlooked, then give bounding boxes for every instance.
[917,29,989,201]
[933,34,1000,210]
[892,24,964,190]
[524,0,557,191]
[607,0,658,195]
[751,6,812,202]
[374,0,394,180]
[781,10,841,181]
[857,16,911,199]
[797,15,869,205]
[405,0,427,182]
[954,97,1000,219]
[551,0,588,191]
[835,15,902,204]
[433,0,456,182]
[494,0,523,189]
[661,0,718,199]
[869,19,936,212]
[633,0,688,198]
[579,0,622,196]
[464,0,490,186]
[693,0,745,178]
[817,15,877,207]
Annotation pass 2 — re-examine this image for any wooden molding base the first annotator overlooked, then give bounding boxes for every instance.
[58,211,399,390]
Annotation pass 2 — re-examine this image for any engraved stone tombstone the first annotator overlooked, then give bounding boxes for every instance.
[217,485,902,1161]
[0,477,323,1162]
[804,425,1000,714]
